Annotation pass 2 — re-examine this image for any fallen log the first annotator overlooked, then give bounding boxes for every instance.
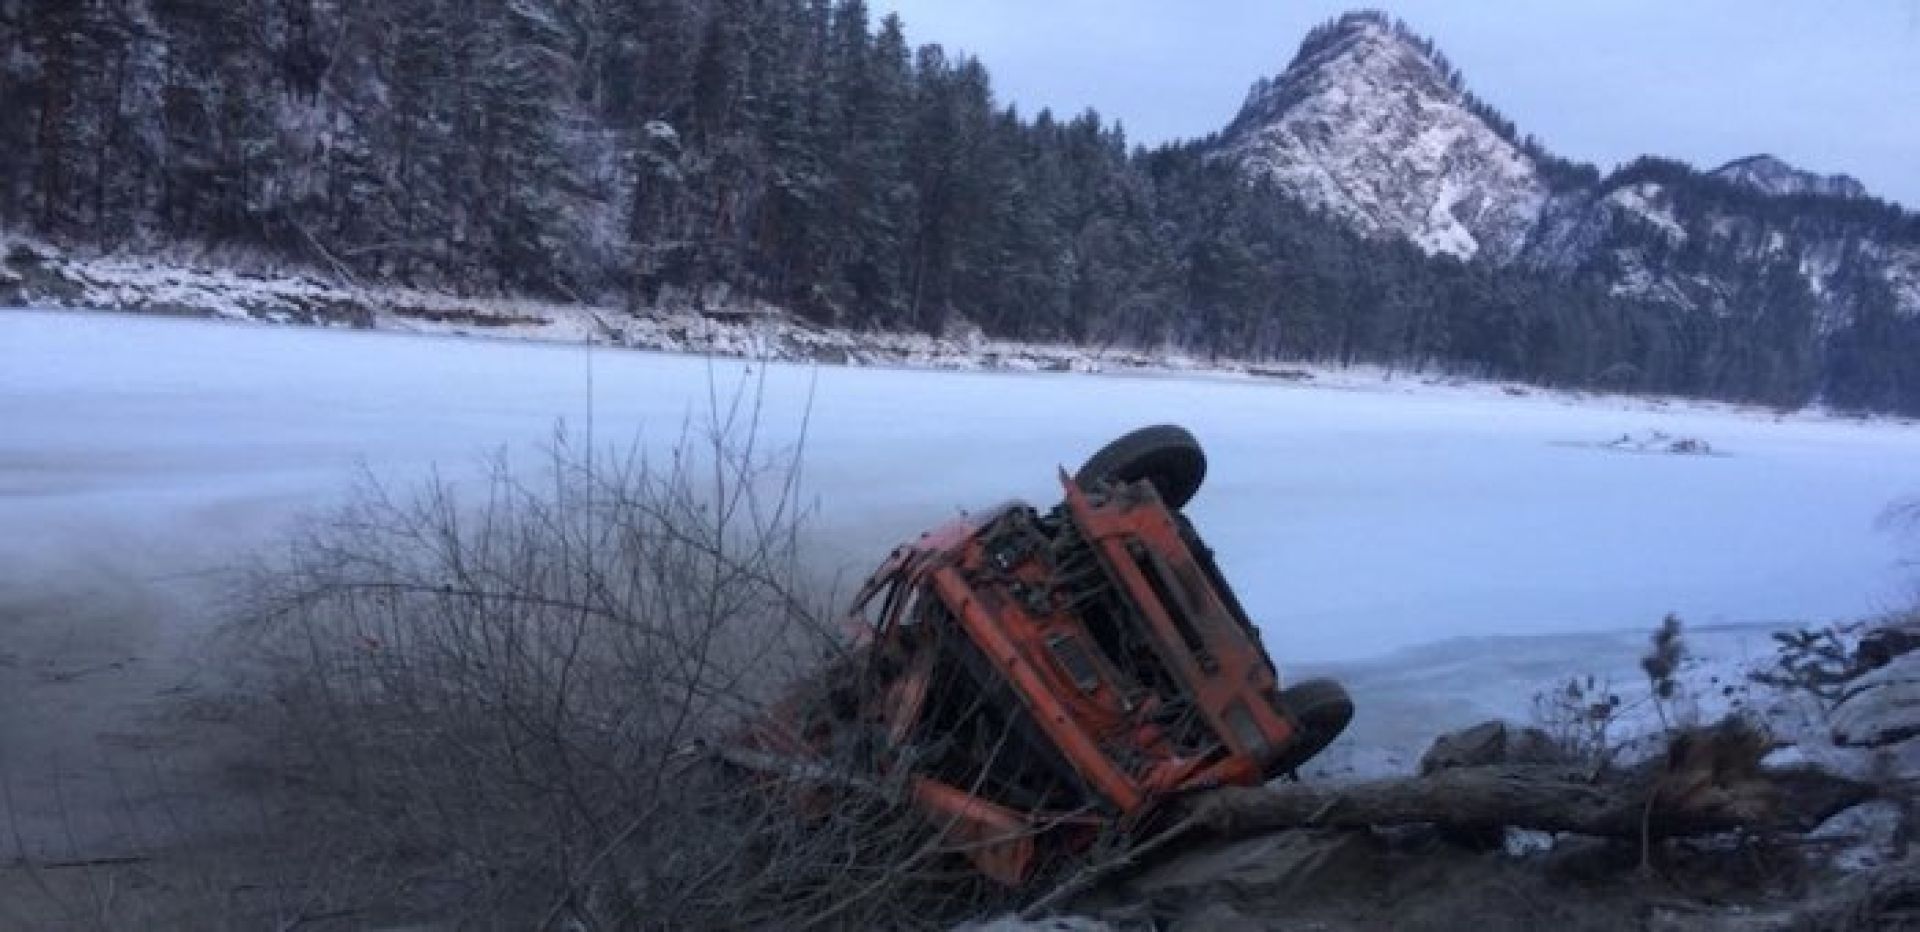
[1024,722,1875,918]
[1194,721,1874,842]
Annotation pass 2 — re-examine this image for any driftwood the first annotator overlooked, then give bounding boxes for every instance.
[1194,722,1874,842]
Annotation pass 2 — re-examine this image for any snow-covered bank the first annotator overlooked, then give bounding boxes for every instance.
[12,240,1919,423]
[0,239,1170,374]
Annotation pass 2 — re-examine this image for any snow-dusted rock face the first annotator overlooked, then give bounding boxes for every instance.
[1217,16,1548,262]
[1713,154,1867,200]
[1526,179,1920,330]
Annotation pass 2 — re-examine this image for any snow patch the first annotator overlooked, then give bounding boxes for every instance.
[1603,183,1687,245]
[1502,829,1556,858]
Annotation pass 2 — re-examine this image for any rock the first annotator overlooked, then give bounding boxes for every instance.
[6,240,52,263]
[1596,430,1714,455]
[956,916,1113,932]
[1645,906,1792,932]
[1760,744,1811,768]
[1809,800,1907,871]
[1245,365,1313,382]
[1648,855,1920,931]
[1127,829,1383,914]
[1418,720,1563,775]
[1857,621,1920,672]
[1538,834,1637,882]
[1168,902,1270,932]
[1832,652,1920,748]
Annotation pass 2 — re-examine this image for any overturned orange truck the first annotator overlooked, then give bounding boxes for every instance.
[734,426,1353,885]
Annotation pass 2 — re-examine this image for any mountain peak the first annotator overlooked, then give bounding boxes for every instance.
[1234,13,1472,129]
[1294,10,1400,57]
[1220,12,1546,261]
[1711,154,1866,200]
[1291,10,1455,82]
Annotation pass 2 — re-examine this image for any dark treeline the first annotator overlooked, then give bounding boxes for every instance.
[2,1,1916,413]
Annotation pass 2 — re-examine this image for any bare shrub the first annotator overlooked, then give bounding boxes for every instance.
[1747,626,1859,713]
[1532,673,1627,769]
[1642,614,1691,730]
[1534,617,1703,771]
[223,392,1002,928]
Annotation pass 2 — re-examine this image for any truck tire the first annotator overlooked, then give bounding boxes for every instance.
[1266,678,1354,779]
[1076,425,1207,509]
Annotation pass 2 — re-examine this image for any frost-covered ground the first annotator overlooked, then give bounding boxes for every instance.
[3,306,1919,864]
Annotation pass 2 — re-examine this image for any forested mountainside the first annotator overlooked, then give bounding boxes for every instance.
[2,3,1917,413]
[1219,13,1920,413]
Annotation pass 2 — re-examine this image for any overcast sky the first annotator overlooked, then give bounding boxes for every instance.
[870,1,1920,206]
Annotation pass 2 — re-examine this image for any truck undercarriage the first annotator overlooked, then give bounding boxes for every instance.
[732,425,1355,885]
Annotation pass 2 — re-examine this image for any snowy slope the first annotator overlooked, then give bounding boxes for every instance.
[1218,16,1547,261]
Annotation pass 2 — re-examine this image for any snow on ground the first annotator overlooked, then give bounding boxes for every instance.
[3,306,1919,856]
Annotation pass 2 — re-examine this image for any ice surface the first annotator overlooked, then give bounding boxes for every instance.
[1298,624,1804,777]
[4,306,1919,852]
[5,308,1917,665]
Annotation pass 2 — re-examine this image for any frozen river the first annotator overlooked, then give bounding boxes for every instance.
[5,308,1917,663]
[4,306,1919,862]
